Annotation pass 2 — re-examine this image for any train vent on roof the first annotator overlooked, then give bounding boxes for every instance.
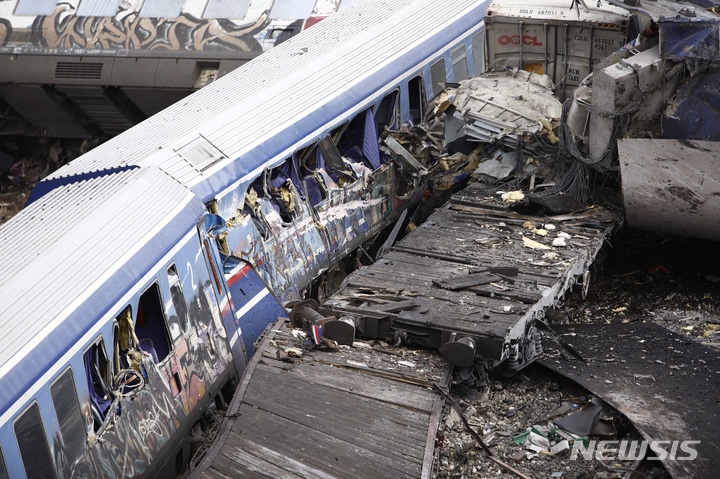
[54,62,104,80]
[177,137,226,171]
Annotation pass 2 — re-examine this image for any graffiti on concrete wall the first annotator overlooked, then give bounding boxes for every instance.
[5,3,269,52]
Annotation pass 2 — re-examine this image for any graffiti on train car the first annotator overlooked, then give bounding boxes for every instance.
[54,264,236,476]
[219,128,433,305]
[30,5,268,52]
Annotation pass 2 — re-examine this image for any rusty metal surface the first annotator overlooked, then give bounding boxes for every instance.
[619,139,720,242]
[540,322,720,479]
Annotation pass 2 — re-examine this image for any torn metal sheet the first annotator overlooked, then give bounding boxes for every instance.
[618,138,720,242]
[662,65,720,141]
[473,148,518,181]
[448,70,562,149]
[540,323,720,479]
[659,16,720,63]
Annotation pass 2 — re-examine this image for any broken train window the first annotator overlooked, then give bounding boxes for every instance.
[336,108,384,171]
[408,74,426,125]
[377,89,400,133]
[168,264,191,334]
[136,282,173,363]
[83,338,114,432]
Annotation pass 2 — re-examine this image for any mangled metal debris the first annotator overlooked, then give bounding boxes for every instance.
[541,322,720,479]
[444,69,562,151]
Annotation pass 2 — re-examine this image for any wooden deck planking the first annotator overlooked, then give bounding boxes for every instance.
[325,180,622,363]
[191,321,446,479]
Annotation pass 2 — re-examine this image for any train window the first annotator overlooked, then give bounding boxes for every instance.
[318,136,347,173]
[50,368,85,466]
[430,59,447,98]
[377,90,399,132]
[452,45,469,82]
[136,283,173,363]
[84,340,113,431]
[76,0,121,17]
[203,0,250,19]
[15,0,56,15]
[408,74,426,125]
[0,447,8,479]
[472,32,486,76]
[176,137,225,171]
[336,108,382,171]
[140,0,183,18]
[168,264,191,333]
[14,403,56,479]
[330,122,348,144]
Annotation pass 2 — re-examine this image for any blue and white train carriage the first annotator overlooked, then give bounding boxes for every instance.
[0,0,491,477]
[31,0,490,308]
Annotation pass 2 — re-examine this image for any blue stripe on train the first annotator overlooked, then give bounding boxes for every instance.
[224,258,287,358]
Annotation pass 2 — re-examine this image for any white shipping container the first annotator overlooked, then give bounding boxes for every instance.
[484,0,631,99]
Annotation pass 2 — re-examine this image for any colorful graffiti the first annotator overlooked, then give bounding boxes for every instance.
[24,3,269,52]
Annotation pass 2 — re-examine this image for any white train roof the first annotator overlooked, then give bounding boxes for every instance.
[38,0,490,203]
[0,167,204,421]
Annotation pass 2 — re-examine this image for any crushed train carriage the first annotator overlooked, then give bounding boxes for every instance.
[0,0,494,477]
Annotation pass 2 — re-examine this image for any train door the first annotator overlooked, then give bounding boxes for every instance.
[201,214,248,377]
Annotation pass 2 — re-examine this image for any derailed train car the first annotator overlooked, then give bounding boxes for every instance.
[0,0,492,477]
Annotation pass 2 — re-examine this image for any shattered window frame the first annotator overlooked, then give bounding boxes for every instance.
[330,122,348,144]
[377,89,400,132]
[83,336,113,432]
[167,263,191,334]
[266,159,302,223]
[408,74,426,124]
[136,281,174,364]
[318,135,348,173]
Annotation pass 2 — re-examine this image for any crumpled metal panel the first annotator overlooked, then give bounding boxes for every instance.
[448,69,562,149]
[662,65,720,140]
[659,16,720,62]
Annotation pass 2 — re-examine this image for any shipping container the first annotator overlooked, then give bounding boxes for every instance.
[484,0,631,99]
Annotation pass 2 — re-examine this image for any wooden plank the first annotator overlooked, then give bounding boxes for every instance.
[432,272,501,290]
[212,430,337,479]
[233,403,421,479]
[243,364,431,436]
[258,356,437,412]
